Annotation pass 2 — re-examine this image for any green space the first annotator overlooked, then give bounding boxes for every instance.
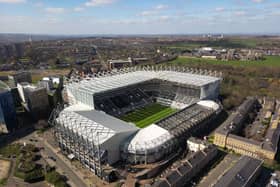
[45,170,68,187]
[228,38,258,48]
[121,103,176,128]
[32,74,44,84]
[164,54,280,111]
[168,55,280,67]
[165,38,262,51]
[0,143,67,186]
[14,144,44,183]
[166,43,204,50]
[0,178,7,186]
[0,143,21,158]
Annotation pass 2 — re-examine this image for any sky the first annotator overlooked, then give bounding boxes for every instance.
[0,0,279,35]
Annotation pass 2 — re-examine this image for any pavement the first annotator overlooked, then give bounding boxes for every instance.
[14,130,88,187]
[1,127,109,187]
[42,140,87,187]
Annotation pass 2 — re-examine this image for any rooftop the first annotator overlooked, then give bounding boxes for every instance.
[67,70,221,96]
[75,110,138,133]
[56,106,138,145]
[216,97,257,135]
[216,97,280,153]
[125,124,173,153]
[213,156,263,187]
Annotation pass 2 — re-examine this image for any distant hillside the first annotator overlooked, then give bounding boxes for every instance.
[0,33,76,44]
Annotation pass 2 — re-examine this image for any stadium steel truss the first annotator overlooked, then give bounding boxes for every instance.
[55,110,111,176]
[50,65,222,178]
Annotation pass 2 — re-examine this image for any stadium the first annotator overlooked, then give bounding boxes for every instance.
[51,65,222,178]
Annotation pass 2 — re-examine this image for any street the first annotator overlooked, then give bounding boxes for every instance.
[15,130,88,187]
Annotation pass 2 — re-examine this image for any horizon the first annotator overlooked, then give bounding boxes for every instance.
[1,32,280,36]
[0,0,280,35]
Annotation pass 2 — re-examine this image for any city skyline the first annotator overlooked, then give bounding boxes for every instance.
[0,0,280,35]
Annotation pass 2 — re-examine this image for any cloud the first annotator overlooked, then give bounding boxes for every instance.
[33,2,43,7]
[140,10,157,16]
[157,15,171,23]
[215,7,225,12]
[155,4,168,10]
[0,12,279,35]
[74,7,85,12]
[41,16,62,24]
[234,11,246,16]
[85,0,115,7]
[139,4,169,17]
[45,7,65,14]
[268,11,280,16]
[252,0,265,3]
[0,0,25,3]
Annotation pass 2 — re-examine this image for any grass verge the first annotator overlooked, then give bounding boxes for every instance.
[168,56,280,67]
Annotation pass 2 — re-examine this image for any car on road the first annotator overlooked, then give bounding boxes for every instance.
[48,156,56,161]
[29,138,38,142]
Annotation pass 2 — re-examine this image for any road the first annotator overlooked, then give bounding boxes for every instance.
[16,130,87,187]
[42,141,87,187]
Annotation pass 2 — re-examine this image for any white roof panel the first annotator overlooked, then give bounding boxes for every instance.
[126,124,174,153]
[67,70,221,96]
[56,107,138,145]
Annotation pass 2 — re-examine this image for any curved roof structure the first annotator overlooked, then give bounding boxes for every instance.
[125,124,174,153]
[197,100,221,111]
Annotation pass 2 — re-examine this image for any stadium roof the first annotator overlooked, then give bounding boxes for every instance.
[197,100,220,111]
[56,106,138,145]
[125,124,174,153]
[75,110,137,132]
[67,70,221,95]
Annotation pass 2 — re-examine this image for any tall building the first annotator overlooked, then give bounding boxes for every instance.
[8,71,32,87]
[0,81,17,133]
[17,82,49,118]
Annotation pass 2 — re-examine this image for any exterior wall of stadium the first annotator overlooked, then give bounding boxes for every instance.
[55,108,138,165]
[53,66,222,177]
[121,124,177,164]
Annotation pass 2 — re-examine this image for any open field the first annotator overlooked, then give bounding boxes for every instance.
[165,37,280,51]
[168,55,280,67]
[121,103,176,128]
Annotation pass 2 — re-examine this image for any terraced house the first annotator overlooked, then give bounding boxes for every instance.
[214,97,280,160]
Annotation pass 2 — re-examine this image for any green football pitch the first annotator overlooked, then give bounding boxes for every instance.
[120,103,177,128]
